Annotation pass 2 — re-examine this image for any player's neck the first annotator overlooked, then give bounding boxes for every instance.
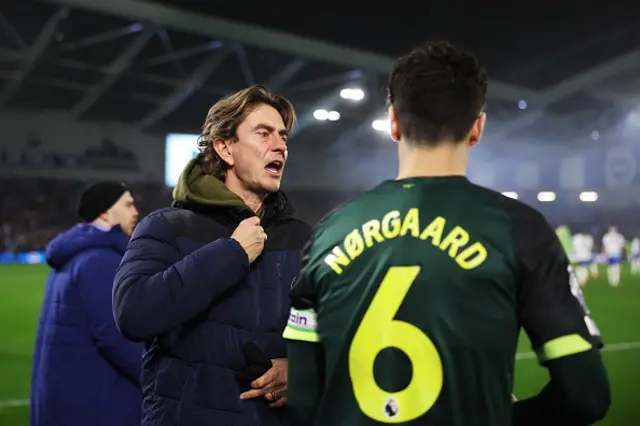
[396,141,468,179]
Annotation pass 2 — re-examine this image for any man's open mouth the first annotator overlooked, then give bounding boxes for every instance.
[265,160,284,175]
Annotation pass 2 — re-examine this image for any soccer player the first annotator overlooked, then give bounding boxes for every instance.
[284,40,610,426]
[631,237,640,274]
[602,226,625,286]
[573,232,594,287]
[582,232,598,278]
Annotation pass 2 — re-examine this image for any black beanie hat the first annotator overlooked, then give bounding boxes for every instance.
[77,181,129,222]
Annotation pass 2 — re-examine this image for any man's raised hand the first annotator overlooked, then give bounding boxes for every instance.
[231,217,267,263]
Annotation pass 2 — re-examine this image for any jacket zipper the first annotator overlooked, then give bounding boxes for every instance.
[276,260,283,324]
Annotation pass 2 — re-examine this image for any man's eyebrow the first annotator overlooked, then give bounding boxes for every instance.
[253,123,272,131]
[254,123,288,137]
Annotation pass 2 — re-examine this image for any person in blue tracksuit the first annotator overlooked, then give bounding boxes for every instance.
[113,85,310,426]
[31,181,142,426]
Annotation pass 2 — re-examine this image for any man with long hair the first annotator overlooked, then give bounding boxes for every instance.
[113,85,309,426]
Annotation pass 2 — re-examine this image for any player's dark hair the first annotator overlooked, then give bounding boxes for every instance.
[387,40,488,146]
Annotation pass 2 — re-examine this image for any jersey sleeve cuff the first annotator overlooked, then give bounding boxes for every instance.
[535,333,593,363]
[283,308,320,343]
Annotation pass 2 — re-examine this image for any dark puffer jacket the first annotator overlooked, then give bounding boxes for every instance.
[32,224,142,426]
[113,160,309,426]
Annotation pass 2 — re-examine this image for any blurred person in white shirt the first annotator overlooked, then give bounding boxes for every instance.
[586,233,600,279]
[630,237,640,274]
[602,226,625,287]
[572,232,594,287]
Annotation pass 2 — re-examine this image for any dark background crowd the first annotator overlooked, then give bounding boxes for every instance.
[0,177,361,252]
[1,176,639,253]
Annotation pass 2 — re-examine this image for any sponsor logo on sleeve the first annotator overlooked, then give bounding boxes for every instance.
[288,308,317,332]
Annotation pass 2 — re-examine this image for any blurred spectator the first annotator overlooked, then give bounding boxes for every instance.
[30,181,143,426]
[0,177,172,252]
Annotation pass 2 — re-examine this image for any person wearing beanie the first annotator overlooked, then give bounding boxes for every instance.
[30,181,143,426]
[77,180,138,236]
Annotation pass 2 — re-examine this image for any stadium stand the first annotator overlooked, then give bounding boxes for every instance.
[0,177,362,254]
[2,176,640,256]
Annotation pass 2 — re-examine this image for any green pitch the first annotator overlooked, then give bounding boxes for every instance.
[0,264,639,425]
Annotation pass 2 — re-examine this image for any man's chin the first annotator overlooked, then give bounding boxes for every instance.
[260,181,281,194]
[122,224,135,237]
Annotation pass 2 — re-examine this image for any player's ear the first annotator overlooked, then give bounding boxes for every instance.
[213,137,234,167]
[388,106,401,142]
[468,112,486,147]
[97,209,111,224]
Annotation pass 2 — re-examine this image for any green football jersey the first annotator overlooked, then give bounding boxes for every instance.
[284,176,602,426]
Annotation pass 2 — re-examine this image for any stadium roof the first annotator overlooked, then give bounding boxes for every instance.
[1,0,640,154]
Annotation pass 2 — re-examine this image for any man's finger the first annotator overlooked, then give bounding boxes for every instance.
[243,216,261,225]
[268,396,287,408]
[250,370,274,389]
[264,386,287,401]
[239,388,264,400]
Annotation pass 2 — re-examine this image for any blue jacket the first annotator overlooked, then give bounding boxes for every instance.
[113,163,309,426]
[31,224,143,426]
